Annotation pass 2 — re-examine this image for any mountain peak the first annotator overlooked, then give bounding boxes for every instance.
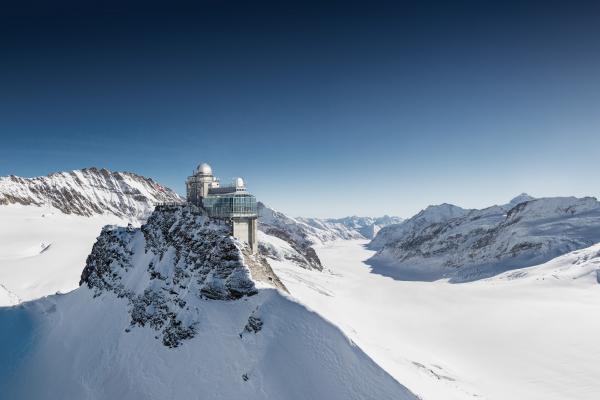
[508,193,535,206]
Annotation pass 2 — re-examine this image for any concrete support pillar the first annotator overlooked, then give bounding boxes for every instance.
[248,217,257,253]
[232,217,258,253]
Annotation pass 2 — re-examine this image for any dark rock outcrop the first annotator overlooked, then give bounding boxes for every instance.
[81,205,260,347]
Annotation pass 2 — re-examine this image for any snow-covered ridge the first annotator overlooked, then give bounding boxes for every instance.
[258,202,325,270]
[0,167,182,220]
[370,203,469,250]
[0,204,416,400]
[298,215,403,240]
[368,194,600,282]
[258,202,402,271]
[487,241,600,286]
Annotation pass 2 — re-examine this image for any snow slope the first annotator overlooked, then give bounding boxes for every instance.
[0,205,415,400]
[0,205,127,305]
[368,195,600,281]
[0,284,19,306]
[487,241,600,286]
[269,239,600,400]
[0,168,183,306]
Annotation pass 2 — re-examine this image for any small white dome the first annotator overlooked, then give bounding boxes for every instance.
[235,177,245,188]
[196,163,212,175]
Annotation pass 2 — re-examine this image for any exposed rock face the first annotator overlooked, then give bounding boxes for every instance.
[81,204,260,347]
[368,195,600,282]
[258,203,325,271]
[241,249,288,293]
[0,168,182,219]
[259,225,324,271]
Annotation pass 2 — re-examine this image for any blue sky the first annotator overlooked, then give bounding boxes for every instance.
[1,1,599,217]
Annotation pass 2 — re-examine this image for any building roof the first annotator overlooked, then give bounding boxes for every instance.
[196,163,212,175]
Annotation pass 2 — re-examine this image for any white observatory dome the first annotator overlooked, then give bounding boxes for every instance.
[234,177,245,188]
[196,163,213,175]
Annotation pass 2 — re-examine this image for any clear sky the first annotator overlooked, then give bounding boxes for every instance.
[1,1,599,218]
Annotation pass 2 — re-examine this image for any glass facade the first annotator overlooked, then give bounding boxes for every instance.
[202,193,257,218]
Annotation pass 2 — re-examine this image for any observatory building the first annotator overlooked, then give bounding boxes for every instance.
[186,163,258,252]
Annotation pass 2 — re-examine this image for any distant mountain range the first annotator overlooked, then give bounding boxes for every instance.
[257,202,402,271]
[0,167,182,220]
[297,215,404,240]
[368,194,600,282]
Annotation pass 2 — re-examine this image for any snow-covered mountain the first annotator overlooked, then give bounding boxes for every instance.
[298,215,403,240]
[258,202,401,271]
[368,194,600,282]
[369,203,470,251]
[0,168,183,306]
[0,204,415,400]
[0,167,182,220]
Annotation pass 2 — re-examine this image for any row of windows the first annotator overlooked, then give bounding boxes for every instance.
[202,194,257,218]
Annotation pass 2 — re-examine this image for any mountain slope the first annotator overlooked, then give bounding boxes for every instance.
[487,241,600,286]
[0,204,130,305]
[0,283,19,306]
[258,203,326,271]
[0,205,415,400]
[0,167,182,219]
[370,203,469,251]
[258,202,401,271]
[368,195,600,282]
[0,168,183,306]
[298,215,403,240]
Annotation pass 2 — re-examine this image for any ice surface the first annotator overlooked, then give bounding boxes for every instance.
[270,239,600,400]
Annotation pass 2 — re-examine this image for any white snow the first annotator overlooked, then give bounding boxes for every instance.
[2,178,599,400]
[269,239,600,400]
[0,212,415,400]
[368,196,600,282]
[0,204,127,304]
[0,284,19,306]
